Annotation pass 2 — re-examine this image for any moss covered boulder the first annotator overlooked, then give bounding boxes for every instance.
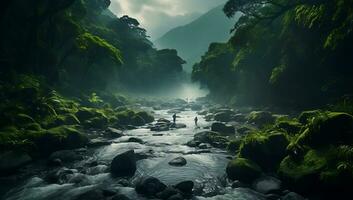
[35,125,88,155]
[239,132,289,171]
[298,110,322,124]
[278,150,327,193]
[275,120,303,135]
[296,112,353,147]
[136,111,154,123]
[247,111,275,127]
[226,158,262,183]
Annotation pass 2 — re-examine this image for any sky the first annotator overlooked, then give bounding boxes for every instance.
[109,0,228,40]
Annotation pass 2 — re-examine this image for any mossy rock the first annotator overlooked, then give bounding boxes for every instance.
[247,111,275,127]
[136,111,154,123]
[278,150,327,193]
[35,125,88,155]
[83,116,108,129]
[115,110,135,125]
[296,112,353,147]
[239,132,289,171]
[76,107,105,121]
[298,110,322,124]
[131,115,145,126]
[275,120,303,135]
[227,139,242,153]
[226,158,262,183]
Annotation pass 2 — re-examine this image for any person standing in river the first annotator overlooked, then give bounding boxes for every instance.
[172,113,177,124]
[194,116,198,126]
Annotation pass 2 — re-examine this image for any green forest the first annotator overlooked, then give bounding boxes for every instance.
[0,0,353,200]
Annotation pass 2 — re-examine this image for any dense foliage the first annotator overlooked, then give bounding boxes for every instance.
[193,0,353,108]
[0,0,185,92]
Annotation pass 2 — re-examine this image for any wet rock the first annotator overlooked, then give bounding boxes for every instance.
[232,114,247,122]
[0,151,32,173]
[231,180,246,188]
[158,118,171,123]
[112,194,131,200]
[88,138,112,147]
[68,173,91,186]
[237,126,254,135]
[45,167,76,184]
[226,158,262,184]
[48,158,63,167]
[86,165,109,175]
[252,176,282,194]
[204,114,214,121]
[102,189,117,197]
[282,192,306,200]
[247,111,275,127]
[153,133,164,136]
[156,187,179,199]
[168,157,187,166]
[127,137,144,144]
[214,112,232,122]
[49,150,83,163]
[110,150,136,177]
[198,143,209,149]
[186,140,200,147]
[104,127,124,138]
[135,177,167,197]
[170,123,187,129]
[211,122,235,134]
[175,180,194,194]
[167,193,184,200]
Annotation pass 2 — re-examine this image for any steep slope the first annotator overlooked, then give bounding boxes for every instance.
[155,4,239,72]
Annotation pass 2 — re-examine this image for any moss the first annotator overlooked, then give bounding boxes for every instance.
[298,110,322,124]
[136,111,154,123]
[14,114,36,125]
[275,119,303,135]
[296,112,353,147]
[23,123,42,131]
[226,158,262,183]
[247,111,275,127]
[239,131,289,171]
[227,139,242,153]
[83,116,108,129]
[278,149,328,193]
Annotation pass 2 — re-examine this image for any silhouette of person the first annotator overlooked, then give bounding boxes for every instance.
[172,113,177,124]
[194,116,198,126]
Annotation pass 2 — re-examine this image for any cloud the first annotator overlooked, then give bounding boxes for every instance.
[109,0,228,39]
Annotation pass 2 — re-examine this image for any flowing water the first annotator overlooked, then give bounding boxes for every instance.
[2,105,266,200]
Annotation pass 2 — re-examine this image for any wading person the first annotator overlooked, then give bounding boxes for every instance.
[194,116,198,126]
[172,113,177,124]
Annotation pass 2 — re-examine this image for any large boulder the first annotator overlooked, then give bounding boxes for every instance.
[110,150,136,177]
[0,151,32,173]
[174,180,194,194]
[168,157,187,166]
[296,112,353,147]
[226,158,262,184]
[239,132,289,171]
[136,111,154,123]
[247,111,275,127]
[135,177,167,197]
[275,120,303,135]
[278,150,327,193]
[252,176,282,194]
[214,112,232,122]
[211,122,235,134]
[193,131,229,148]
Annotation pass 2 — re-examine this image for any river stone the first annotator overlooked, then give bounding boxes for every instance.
[226,158,262,184]
[170,123,187,129]
[0,151,32,173]
[104,127,124,138]
[252,176,282,194]
[214,112,232,122]
[88,138,111,147]
[135,177,167,197]
[127,137,144,144]
[211,122,235,134]
[175,180,194,194]
[167,193,184,200]
[168,157,187,166]
[282,192,306,200]
[110,150,136,177]
[49,150,83,163]
[156,186,179,199]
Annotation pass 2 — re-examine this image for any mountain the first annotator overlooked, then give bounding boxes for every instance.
[155,4,239,72]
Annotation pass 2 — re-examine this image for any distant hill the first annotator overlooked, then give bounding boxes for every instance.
[155,4,239,72]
